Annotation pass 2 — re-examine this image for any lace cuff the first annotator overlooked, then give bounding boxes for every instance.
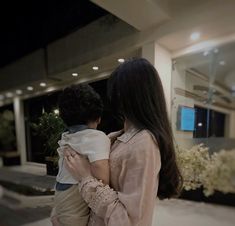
[78,176,97,191]
[78,176,118,216]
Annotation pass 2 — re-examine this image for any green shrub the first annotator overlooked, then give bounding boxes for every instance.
[31,112,65,157]
[0,110,16,151]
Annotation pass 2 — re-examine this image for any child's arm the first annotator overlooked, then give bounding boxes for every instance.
[90,159,109,185]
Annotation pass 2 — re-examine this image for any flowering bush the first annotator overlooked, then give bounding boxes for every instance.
[176,144,235,196]
[31,112,65,157]
[176,144,210,191]
[201,149,235,196]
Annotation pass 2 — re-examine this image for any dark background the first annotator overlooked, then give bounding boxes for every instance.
[193,106,225,138]
[24,79,123,163]
[0,0,108,68]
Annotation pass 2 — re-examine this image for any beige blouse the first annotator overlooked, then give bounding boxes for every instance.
[78,127,161,226]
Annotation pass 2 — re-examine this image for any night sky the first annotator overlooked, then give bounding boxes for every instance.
[0,0,107,68]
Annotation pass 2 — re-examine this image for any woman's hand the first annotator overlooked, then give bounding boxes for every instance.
[64,146,92,182]
[108,130,124,144]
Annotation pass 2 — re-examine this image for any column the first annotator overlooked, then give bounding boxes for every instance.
[229,111,235,138]
[142,42,173,117]
[13,97,27,165]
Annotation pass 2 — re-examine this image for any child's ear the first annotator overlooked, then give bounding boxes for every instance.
[97,117,101,124]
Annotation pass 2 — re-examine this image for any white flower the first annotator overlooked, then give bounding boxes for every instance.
[176,144,210,191]
[201,149,235,196]
[176,144,235,196]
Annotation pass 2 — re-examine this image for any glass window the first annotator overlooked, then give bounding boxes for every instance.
[172,42,235,151]
[24,91,62,163]
[172,41,235,201]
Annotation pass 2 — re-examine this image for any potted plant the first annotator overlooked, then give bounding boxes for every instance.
[31,112,65,176]
[0,110,19,165]
[0,110,16,151]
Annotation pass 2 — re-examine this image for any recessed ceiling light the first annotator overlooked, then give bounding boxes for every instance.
[190,32,200,41]
[198,122,203,127]
[40,82,47,87]
[219,60,226,66]
[118,58,125,63]
[46,87,56,92]
[0,95,4,100]
[6,92,13,98]
[27,86,34,91]
[92,66,99,71]
[72,73,78,77]
[16,89,23,95]
[54,109,60,115]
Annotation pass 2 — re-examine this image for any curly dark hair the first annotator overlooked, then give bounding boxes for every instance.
[58,84,103,126]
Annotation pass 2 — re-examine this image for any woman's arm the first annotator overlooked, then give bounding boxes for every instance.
[65,133,161,225]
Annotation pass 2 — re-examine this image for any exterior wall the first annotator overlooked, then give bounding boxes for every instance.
[228,108,235,138]
[154,44,172,116]
[142,42,172,117]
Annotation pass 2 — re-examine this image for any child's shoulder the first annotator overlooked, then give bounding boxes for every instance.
[86,129,109,139]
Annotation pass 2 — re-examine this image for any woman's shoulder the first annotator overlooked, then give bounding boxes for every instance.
[130,129,157,146]
[126,129,159,155]
[126,130,161,166]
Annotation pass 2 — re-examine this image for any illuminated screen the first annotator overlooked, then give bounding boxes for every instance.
[178,106,195,131]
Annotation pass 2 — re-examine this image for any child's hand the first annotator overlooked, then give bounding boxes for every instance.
[108,130,124,144]
[51,215,60,226]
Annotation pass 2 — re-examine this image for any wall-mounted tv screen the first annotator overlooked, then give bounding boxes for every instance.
[177,106,195,131]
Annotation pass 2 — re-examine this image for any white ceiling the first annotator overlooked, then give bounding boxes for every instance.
[91,0,170,30]
[2,0,235,106]
[93,0,235,52]
[0,48,141,106]
[91,0,235,94]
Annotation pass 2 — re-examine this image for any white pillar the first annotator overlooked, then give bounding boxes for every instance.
[229,111,235,138]
[13,97,27,165]
[142,42,172,117]
[141,42,155,65]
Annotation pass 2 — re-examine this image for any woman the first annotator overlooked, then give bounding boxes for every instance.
[64,58,182,226]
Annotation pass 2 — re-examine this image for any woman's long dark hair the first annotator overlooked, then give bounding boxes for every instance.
[107,58,182,199]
